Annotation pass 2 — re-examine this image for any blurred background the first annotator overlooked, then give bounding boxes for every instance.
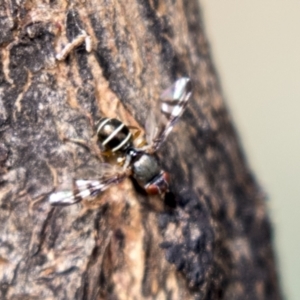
[198,1,300,299]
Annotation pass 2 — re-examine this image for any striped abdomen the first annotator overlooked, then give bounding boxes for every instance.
[97,118,133,153]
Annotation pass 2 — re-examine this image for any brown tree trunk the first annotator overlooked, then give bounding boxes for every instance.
[0,0,282,299]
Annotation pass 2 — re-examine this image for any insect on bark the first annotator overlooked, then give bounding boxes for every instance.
[49,77,192,205]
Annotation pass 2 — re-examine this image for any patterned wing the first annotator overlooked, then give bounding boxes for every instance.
[49,165,127,206]
[148,77,192,152]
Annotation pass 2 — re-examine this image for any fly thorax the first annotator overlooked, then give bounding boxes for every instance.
[131,152,161,187]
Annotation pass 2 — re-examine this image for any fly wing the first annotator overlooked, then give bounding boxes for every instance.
[49,164,127,206]
[147,77,192,152]
[49,180,102,206]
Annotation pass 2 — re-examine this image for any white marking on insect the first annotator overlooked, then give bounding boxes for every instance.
[49,78,192,205]
[102,123,125,146]
[49,190,76,205]
[112,131,132,152]
[96,118,110,134]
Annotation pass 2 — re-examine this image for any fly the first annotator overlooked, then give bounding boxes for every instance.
[49,77,192,205]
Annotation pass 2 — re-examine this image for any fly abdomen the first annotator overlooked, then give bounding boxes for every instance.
[97,118,133,153]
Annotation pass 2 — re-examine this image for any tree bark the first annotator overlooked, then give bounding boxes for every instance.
[0,0,282,299]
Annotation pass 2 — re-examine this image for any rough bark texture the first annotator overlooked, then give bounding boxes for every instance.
[0,0,282,299]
